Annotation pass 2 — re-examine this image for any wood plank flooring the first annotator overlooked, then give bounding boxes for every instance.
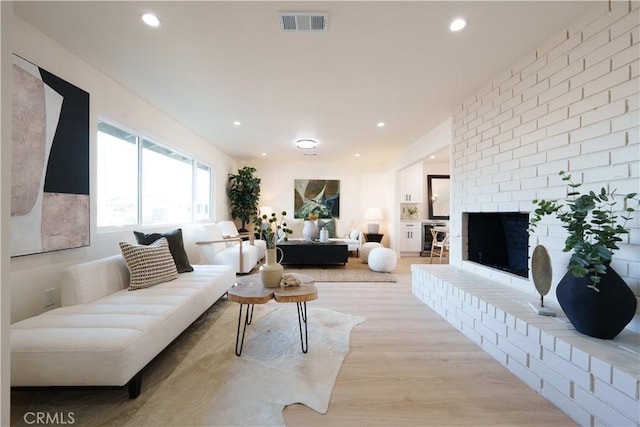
[283,256,575,426]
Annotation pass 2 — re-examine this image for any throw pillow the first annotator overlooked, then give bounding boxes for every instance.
[119,237,179,290]
[133,228,194,273]
[318,218,336,238]
[349,229,361,240]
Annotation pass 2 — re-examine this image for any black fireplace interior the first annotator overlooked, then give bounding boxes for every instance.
[467,212,529,278]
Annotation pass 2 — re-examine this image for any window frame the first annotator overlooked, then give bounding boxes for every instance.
[96,118,214,231]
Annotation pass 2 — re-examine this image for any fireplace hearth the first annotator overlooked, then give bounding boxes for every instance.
[465,212,529,278]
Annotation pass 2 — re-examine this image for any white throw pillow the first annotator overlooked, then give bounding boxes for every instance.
[349,229,361,240]
[119,237,178,291]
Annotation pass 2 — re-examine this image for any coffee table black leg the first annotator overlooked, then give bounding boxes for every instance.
[296,302,309,353]
[235,304,254,357]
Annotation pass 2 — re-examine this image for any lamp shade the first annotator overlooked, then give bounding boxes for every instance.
[365,207,383,221]
[365,207,383,234]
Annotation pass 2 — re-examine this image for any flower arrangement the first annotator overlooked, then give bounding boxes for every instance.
[306,212,319,221]
[253,211,292,249]
[529,171,637,290]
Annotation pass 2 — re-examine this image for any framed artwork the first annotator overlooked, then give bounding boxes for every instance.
[294,179,340,219]
[11,54,90,256]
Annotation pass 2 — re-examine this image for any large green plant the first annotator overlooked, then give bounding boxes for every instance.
[529,171,637,291]
[227,166,261,231]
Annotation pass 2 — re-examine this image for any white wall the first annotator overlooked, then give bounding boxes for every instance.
[449,2,639,329]
[246,158,395,244]
[8,16,237,323]
[1,3,12,423]
[389,118,452,171]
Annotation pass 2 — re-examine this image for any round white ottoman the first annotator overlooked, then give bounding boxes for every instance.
[368,248,397,272]
[361,242,383,263]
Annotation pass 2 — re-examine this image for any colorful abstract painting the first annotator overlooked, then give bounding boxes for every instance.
[294,179,340,219]
[11,54,90,256]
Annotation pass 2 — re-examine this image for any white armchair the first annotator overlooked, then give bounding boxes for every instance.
[217,220,266,261]
[195,222,264,274]
[329,229,363,257]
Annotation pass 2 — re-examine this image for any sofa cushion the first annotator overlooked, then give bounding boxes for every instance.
[61,255,130,306]
[119,238,179,290]
[133,228,194,273]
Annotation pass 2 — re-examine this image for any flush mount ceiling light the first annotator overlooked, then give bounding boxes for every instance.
[450,18,466,32]
[296,138,317,149]
[142,13,161,27]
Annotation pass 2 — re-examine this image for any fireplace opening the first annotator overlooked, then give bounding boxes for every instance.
[466,212,529,278]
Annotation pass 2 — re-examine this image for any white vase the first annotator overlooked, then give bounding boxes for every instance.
[260,248,283,288]
[302,220,318,241]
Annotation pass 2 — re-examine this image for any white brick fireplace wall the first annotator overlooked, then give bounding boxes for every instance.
[448,1,639,318]
[412,3,640,425]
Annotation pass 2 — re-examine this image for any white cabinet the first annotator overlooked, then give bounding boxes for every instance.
[398,221,422,252]
[399,163,423,203]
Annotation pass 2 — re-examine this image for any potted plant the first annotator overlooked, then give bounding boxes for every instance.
[227,166,261,232]
[253,211,292,287]
[529,171,638,339]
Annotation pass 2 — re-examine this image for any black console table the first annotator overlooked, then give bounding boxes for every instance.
[278,241,348,266]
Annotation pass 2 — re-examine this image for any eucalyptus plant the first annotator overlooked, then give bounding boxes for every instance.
[227,166,261,231]
[529,171,637,291]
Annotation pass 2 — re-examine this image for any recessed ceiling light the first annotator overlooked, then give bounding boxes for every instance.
[429,155,436,159]
[377,122,385,127]
[233,121,241,126]
[450,18,466,32]
[142,13,161,28]
[261,152,267,156]
[296,139,317,149]
[355,153,361,157]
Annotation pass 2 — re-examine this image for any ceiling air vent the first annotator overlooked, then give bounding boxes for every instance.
[279,12,328,32]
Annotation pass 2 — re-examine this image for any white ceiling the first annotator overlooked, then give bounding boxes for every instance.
[13,1,595,169]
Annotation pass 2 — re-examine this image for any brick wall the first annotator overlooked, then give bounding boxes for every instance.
[412,265,640,426]
[449,1,640,323]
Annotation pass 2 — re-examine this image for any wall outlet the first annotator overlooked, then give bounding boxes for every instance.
[45,288,56,307]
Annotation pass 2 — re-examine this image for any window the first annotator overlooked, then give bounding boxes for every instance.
[97,121,212,227]
[195,163,212,221]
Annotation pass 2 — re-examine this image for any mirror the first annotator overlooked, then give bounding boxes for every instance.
[427,175,450,220]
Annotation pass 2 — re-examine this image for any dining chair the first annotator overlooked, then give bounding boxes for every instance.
[429,228,450,263]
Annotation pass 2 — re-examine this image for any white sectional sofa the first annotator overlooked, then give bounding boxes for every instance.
[10,254,234,398]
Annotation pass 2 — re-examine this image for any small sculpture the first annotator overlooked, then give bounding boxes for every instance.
[529,245,556,316]
[281,274,301,287]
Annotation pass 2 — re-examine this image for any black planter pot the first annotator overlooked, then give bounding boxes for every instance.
[556,265,637,339]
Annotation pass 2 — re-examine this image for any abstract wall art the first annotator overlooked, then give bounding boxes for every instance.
[11,54,90,256]
[294,179,340,219]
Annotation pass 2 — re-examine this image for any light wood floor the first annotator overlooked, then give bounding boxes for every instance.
[284,256,575,426]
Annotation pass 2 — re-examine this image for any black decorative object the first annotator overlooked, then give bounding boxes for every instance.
[556,264,637,339]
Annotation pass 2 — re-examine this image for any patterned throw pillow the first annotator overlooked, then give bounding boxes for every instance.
[119,237,179,291]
